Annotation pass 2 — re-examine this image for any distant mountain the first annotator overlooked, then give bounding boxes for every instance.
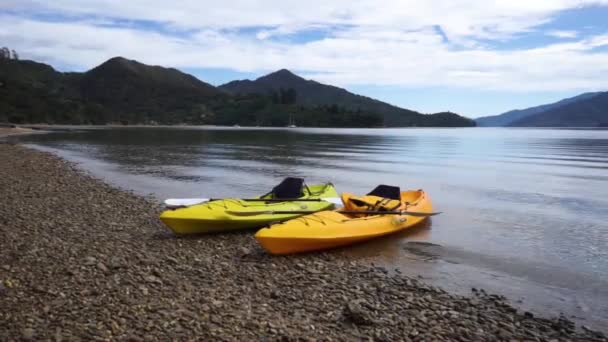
[1,56,474,127]
[0,57,382,126]
[0,56,225,124]
[509,92,608,127]
[0,59,78,124]
[220,69,475,127]
[475,92,602,127]
[79,57,222,123]
[221,69,298,96]
[84,57,219,97]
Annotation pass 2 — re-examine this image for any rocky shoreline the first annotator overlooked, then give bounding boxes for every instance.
[1,142,606,341]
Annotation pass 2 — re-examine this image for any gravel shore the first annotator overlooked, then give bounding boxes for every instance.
[1,142,606,341]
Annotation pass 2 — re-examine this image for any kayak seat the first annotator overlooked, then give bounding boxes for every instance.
[367,185,401,200]
[267,177,305,199]
[340,193,402,214]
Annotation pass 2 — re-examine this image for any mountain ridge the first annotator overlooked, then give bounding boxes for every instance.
[508,92,608,127]
[87,57,219,93]
[220,69,475,127]
[0,56,474,127]
[475,92,603,127]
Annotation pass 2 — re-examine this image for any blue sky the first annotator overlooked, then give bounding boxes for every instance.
[1,1,608,118]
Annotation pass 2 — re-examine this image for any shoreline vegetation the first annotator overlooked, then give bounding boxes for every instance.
[0,55,476,128]
[1,141,606,340]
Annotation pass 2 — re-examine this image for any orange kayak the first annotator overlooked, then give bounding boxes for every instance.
[255,186,433,255]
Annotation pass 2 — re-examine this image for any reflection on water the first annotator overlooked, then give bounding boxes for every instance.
[18,126,608,330]
[337,220,434,262]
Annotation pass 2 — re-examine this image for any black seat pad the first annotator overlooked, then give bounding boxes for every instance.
[367,185,401,200]
[269,177,305,199]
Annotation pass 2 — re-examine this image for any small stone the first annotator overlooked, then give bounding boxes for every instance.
[144,275,162,284]
[127,334,144,342]
[343,302,375,326]
[2,264,10,271]
[54,328,62,342]
[84,257,97,266]
[97,262,108,272]
[151,268,163,277]
[498,328,511,339]
[139,286,149,295]
[22,328,35,340]
[239,247,251,256]
[524,311,534,319]
[109,257,124,269]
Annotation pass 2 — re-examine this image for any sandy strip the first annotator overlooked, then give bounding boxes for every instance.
[0,127,36,136]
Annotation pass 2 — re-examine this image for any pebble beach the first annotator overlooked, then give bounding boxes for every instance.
[1,141,607,341]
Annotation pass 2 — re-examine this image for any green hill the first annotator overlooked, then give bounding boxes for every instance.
[220,69,475,127]
[79,57,222,124]
[0,56,474,127]
[508,92,608,127]
[0,59,80,123]
[475,92,602,127]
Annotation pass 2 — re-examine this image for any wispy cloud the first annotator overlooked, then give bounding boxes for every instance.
[1,1,608,93]
[546,30,579,38]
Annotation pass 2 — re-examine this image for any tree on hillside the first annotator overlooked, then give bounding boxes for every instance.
[270,91,280,104]
[279,87,297,104]
[285,88,297,104]
[0,47,10,59]
[0,47,19,60]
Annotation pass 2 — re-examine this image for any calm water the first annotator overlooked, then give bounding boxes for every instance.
[17,127,608,329]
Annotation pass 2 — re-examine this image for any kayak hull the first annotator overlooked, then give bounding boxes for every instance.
[158,217,270,234]
[255,190,432,255]
[160,183,338,235]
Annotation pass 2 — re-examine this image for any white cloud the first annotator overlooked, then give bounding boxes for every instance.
[6,0,608,39]
[546,30,579,38]
[1,1,608,92]
[255,24,324,40]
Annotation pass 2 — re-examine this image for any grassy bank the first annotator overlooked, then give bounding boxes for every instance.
[0,143,605,341]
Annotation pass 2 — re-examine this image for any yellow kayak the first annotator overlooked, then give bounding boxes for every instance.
[160,178,338,235]
[255,185,433,255]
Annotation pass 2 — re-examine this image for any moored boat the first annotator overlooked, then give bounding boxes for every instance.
[255,185,434,254]
[160,177,338,235]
